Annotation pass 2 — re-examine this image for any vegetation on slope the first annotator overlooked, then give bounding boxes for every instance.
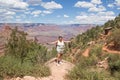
[0,27,56,79]
[73,25,102,49]
[67,14,120,80]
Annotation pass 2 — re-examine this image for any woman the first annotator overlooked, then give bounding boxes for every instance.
[48,36,70,66]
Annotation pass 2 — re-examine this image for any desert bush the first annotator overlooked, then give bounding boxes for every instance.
[76,56,97,68]
[67,65,114,80]
[5,27,29,64]
[113,72,120,79]
[108,54,120,75]
[0,55,50,78]
[73,26,102,49]
[25,42,48,64]
[46,47,57,60]
[89,44,102,59]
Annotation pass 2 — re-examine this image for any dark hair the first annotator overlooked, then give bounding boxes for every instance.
[58,36,63,39]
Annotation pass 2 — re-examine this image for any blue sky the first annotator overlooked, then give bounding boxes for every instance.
[0,0,120,24]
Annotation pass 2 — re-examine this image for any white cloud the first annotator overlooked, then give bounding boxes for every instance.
[5,11,16,15]
[27,0,41,6]
[0,0,29,9]
[16,16,21,19]
[0,14,14,22]
[16,18,22,22]
[68,20,75,24]
[31,10,42,17]
[91,0,102,4]
[24,21,32,23]
[22,14,27,19]
[24,11,31,14]
[15,19,32,23]
[0,8,16,22]
[0,8,7,13]
[0,0,29,22]
[115,0,120,6]
[88,5,106,12]
[98,11,115,16]
[64,14,69,18]
[76,15,87,20]
[31,10,42,15]
[74,1,106,13]
[43,10,52,14]
[15,14,26,20]
[74,1,95,8]
[75,11,115,24]
[41,1,63,9]
[5,16,14,19]
[107,4,114,8]
[117,7,120,10]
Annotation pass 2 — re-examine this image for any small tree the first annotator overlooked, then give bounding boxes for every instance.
[6,27,28,64]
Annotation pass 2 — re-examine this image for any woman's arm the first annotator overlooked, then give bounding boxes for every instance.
[47,41,57,45]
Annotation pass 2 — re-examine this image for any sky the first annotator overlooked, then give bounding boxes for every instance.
[0,0,120,24]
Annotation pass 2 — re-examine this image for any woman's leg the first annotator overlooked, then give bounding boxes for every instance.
[57,53,61,63]
[56,49,63,64]
[57,53,63,64]
[59,53,63,62]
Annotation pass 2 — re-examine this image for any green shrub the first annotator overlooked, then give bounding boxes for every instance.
[72,26,102,49]
[0,55,50,78]
[76,56,97,68]
[89,44,102,59]
[108,54,120,75]
[113,72,120,79]
[67,66,113,80]
[25,42,48,64]
[5,27,29,64]
[46,47,57,60]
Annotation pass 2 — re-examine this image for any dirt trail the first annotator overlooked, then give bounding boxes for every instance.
[82,45,120,58]
[40,58,74,80]
[82,48,90,57]
[102,46,120,54]
[7,58,74,80]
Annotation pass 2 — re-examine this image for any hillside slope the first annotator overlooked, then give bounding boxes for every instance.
[65,14,120,80]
